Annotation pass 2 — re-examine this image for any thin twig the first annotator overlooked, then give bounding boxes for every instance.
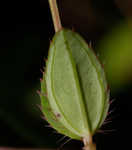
[48,0,62,32]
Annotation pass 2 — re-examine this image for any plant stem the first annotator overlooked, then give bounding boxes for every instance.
[48,0,62,32]
[83,136,96,150]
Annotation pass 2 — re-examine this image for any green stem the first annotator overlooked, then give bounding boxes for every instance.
[48,0,62,32]
[83,136,96,150]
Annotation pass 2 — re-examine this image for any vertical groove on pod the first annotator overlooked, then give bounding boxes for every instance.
[62,30,92,133]
[62,31,91,135]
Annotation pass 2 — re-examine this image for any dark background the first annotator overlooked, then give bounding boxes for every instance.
[0,0,132,150]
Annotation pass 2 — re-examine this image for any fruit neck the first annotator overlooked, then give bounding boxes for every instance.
[83,136,96,150]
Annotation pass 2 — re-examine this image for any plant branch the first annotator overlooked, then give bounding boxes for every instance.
[48,0,62,32]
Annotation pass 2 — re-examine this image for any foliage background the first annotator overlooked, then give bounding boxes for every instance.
[0,0,132,150]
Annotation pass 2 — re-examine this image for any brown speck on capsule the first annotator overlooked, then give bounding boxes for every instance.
[55,113,61,118]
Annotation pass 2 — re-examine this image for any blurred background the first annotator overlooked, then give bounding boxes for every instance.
[0,0,132,150]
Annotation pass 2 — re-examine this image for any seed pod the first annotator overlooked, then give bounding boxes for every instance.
[40,28,109,140]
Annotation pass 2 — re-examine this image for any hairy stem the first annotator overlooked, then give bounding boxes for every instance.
[83,136,96,150]
[48,0,62,32]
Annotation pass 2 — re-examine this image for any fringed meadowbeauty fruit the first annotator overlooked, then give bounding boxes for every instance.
[40,28,109,149]
[39,0,110,149]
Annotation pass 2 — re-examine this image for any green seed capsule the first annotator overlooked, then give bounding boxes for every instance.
[40,28,109,140]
